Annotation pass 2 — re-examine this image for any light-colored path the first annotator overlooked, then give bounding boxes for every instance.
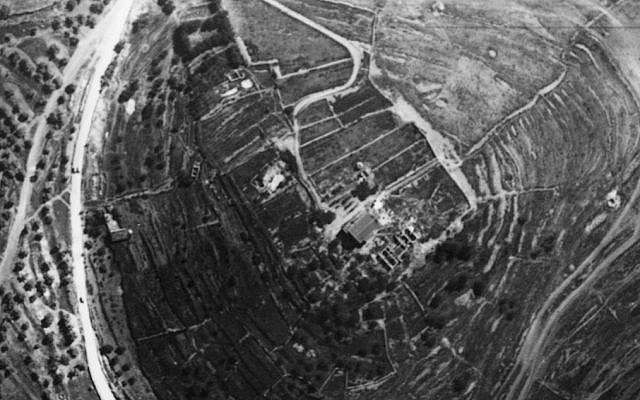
[259,0,364,209]
[69,1,135,400]
[259,0,363,120]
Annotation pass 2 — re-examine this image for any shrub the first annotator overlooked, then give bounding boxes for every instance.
[432,239,473,263]
[0,5,9,20]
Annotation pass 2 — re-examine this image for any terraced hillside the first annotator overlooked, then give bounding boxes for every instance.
[5,0,640,400]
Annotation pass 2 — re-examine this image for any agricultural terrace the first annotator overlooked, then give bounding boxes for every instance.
[277,0,375,43]
[385,166,469,239]
[223,0,350,74]
[373,0,570,147]
[198,92,289,173]
[278,58,353,106]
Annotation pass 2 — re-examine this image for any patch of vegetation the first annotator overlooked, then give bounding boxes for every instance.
[432,238,474,263]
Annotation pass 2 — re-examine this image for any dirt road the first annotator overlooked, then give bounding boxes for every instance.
[68,1,135,400]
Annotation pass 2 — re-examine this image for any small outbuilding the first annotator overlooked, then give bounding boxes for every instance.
[225,69,246,82]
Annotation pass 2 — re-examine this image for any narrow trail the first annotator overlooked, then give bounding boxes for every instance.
[464,67,568,158]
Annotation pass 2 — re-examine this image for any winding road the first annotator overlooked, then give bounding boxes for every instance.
[259,0,363,122]
[258,0,363,210]
[68,1,135,400]
[0,1,134,398]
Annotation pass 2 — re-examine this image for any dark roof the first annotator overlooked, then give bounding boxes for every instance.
[109,229,131,243]
[344,213,380,244]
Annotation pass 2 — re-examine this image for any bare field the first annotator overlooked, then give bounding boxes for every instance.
[6,0,57,14]
[330,80,392,124]
[312,122,429,200]
[224,0,349,74]
[277,0,375,43]
[386,165,468,238]
[301,110,397,173]
[278,59,353,105]
[198,93,285,170]
[372,0,601,146]
[373,124,435,185]
[300,117,342,144]
[297,99,333,126]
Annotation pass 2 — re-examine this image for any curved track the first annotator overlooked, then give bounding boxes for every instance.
[69,1,135,399]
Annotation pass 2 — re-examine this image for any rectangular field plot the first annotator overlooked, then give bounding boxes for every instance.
[224,0,350,74]
[229,148,281,201]
[312,123,431,198]
[277,0,375,43]
[373,126,436,186]
[300,111,397,173]
[16,37,48,61]
[386,167,469,239]
[330,81,392,125]
[258,187,311,248]
[279,59,353,105]
[332,81,390,114]
[339,96,392,125]
[198,94,277,166]
[297,99,334,126]
[299,117,342,144]
[259,113,290,137]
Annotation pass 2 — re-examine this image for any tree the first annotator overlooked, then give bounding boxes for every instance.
[217,12,234,43]
[41,313,53,329]
[208,0,221,13]
[114,41,125,54]
[157,0,174,15]
[12,261,24,274]
[89,3,104,14]
[46,44,59,61]
[42,333,54,346]
[100,344,113,355]
[0,5,9,20]
[117,80,139,103]
[225,46,244,69]
[58,311,76,347]
[432,239,473,263]
[172,25,191,60]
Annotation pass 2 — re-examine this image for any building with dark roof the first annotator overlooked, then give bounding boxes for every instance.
[104,211,132,243]
[343,212,380,245]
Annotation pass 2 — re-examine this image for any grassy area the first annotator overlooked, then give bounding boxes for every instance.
[297,99,333,126]
[278,59,352,105]
[300,117,341,144]
[313,123,428,199]
[277,0,375,43]
[301,111,396,173]
[224,0,349,74]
